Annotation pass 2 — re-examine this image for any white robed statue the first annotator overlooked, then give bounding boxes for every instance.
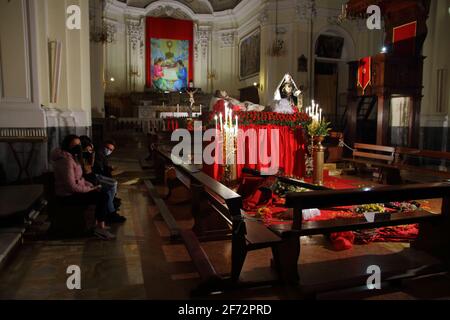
[271,73,302,114]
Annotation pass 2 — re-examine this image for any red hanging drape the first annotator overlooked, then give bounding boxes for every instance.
[392,21,417,56]
[146,17,194,88]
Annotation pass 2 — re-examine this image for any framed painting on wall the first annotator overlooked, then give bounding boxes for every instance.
[239,28,261,80]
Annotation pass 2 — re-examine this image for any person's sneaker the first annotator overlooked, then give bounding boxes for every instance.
[94,227,116,240]
[106,212,127,223]
[113,198,122,210]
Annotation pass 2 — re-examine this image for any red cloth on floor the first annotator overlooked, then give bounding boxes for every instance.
[330,232,355,251]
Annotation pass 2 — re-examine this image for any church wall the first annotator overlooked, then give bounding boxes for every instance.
[420,0,450,152]
[0,0,92,183]
[99,0,447,153]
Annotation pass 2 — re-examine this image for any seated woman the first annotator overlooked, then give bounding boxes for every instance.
[51,135,115,240]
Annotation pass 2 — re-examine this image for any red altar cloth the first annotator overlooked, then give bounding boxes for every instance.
[202,124,306,180]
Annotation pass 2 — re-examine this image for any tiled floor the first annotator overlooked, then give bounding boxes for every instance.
[1,134,450,300]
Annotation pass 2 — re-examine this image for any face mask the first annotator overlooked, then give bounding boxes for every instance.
[69,145,82,157]
[104,148,112,157]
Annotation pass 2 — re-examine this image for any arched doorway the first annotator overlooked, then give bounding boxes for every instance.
[314,27,355,131]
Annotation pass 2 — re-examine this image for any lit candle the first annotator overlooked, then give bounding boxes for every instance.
[229,109,233,128]
[224,104,228,127]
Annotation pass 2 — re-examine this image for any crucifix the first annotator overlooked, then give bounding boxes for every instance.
[186,88,198,117]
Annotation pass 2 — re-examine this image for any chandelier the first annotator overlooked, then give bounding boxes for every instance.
[268,0,287,57]
[90,0,115,43]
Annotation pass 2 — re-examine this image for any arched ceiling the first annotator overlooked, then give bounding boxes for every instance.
[116,0,242,14]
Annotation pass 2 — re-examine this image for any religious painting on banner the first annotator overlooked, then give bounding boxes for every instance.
[357,56,371,95]
[150,38,189,91]
[146,17,194,90]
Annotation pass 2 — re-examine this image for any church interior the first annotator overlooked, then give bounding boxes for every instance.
[1,0,450,301]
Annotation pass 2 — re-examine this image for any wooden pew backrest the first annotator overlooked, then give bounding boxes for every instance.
[353,143,396,164]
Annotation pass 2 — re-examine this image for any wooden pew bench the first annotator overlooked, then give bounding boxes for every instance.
[146,147,289,294]
[0,185,47,269]
[394,147,450,182]
[343,143,402,184]
[267,183,450,285]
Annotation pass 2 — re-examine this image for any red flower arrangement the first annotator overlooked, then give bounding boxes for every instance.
[202,111,311,129]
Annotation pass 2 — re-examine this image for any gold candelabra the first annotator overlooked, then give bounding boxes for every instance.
[214,102,239,185]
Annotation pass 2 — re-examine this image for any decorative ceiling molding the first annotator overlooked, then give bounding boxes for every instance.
[146,4,192,19]
[126,18,144,51]
[115,0,241,13]
[217,30,237,47]
[195,26,212,60]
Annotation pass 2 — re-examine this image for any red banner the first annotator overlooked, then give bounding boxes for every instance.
[146,17,194,88]
[357,56,371,94]
[393,21,417,56]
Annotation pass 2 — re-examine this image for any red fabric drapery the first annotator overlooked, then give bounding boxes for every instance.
[357,56,371,94]
[202,125,306,180]
[145,17,194,88]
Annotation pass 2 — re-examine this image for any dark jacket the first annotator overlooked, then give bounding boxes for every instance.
[93,149,113,178]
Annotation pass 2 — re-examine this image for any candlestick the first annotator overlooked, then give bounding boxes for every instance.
[224,105,228,127]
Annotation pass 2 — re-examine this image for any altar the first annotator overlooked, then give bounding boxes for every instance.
[201,111,309,181]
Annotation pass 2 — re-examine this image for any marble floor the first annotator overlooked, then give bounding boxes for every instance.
[1,134,450,300]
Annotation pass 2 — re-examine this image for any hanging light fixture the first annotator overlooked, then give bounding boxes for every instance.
[268,0,286,57]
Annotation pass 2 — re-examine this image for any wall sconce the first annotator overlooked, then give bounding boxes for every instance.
[253,82,263,91]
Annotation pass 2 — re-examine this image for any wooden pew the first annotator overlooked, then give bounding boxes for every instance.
[271,183,450,284]
[0,185,47,269]
[394,147,450,181]
[148,147,288,294]
[343,143,402,184]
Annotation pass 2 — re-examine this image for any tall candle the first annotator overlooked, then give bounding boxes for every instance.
[219,113,223,131]
[214,115,218,130]
[224,105,228,127]
[319,108,322,122]
[235,115,238,136]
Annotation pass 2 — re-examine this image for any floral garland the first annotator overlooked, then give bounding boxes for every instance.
[202,111,311,129]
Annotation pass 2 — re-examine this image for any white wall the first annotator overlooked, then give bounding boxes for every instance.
[420,0,450,129]
[0,0,92,182]
[0,0,45,128]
